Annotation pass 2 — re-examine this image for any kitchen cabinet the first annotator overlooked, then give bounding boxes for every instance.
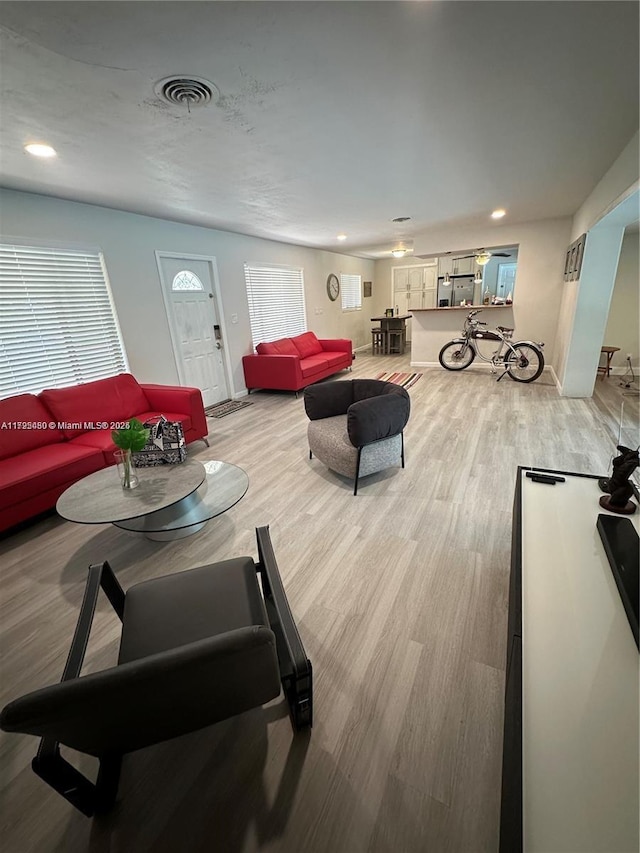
[438,255,477,276]
[392,264,437,315]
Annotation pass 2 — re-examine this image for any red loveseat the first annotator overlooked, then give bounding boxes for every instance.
[242,331,353,393]
[0,373,208,534]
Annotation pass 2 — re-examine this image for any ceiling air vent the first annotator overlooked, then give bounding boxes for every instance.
[154,76,218,110]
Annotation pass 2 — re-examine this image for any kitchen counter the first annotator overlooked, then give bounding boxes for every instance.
[409,304,515,366]
[411,304,513,312]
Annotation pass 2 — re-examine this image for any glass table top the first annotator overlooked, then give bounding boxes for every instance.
[114,460,249,533]
[57,459,249,531]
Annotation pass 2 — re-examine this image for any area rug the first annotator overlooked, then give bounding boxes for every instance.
[204,399,253,418]
[375,371,423,389]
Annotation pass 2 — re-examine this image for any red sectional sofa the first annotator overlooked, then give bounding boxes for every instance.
[0,373,208,534]
[242,331,353,393]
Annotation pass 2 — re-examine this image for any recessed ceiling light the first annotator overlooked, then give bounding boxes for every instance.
[24,143,57,158]
[392,217,411,223]
[491,209,506,219]
[337,234,347,241]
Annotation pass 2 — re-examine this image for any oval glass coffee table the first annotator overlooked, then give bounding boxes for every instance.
[56,459,249,541]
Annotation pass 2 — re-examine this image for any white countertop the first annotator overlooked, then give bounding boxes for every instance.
[520,471,639,853]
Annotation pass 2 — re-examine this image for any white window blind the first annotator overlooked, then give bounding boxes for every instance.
[244,263,307,347]
[0,244,128,399]
[340,273,362,311]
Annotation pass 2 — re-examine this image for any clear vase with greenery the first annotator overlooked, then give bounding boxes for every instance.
[112,418,150,489]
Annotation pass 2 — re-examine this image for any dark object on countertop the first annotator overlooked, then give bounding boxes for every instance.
[598,445,639,515]
[526,472,565,484]
[597,514,639,648]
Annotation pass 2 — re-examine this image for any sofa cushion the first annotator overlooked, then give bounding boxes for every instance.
[0,395,64,460]
[292,332,323,359]
[0,443,105,511]
[322,351,350,369]
[256,338,300,356]
[300,356,330,378]
[39,374,150,440]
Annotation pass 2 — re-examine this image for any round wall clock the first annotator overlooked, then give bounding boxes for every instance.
[327,274,340,301]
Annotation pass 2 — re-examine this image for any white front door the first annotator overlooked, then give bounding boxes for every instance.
[157,253,229,408]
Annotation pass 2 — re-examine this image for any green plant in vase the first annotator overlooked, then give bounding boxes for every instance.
[112,418,149,489]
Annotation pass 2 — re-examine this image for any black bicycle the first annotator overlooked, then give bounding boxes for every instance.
[438,310,545,383]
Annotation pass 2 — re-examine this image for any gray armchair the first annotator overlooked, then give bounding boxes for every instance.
[0,527,312,817]
[304,379,411,494]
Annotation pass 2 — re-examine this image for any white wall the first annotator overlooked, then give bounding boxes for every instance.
[559,225,625,397]
[0,189,375,395]
[604,231,639,370]
[555,132,639,393]
[411,218,572,370]
[571,132,639,241]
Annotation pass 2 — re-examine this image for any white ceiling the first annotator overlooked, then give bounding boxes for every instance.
[0,1,638,259]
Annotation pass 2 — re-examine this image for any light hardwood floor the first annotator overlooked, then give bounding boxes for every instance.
[0,354,629,853]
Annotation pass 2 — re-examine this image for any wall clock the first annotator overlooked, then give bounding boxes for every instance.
[327,273,340,301]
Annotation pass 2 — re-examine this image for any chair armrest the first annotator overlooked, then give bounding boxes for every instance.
[139,384,207,439]
[318,339,353,357]
[255,526,312,728]
[64,561,125,682]
[347,393,411,447]
[242,354,303,389]
[303,381,354,420]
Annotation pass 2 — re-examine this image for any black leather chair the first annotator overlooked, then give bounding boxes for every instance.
[0,527,312,817]
[304,379,411,495]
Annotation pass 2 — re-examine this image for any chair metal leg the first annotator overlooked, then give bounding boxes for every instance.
[401,432,405,468]
[309,450,313,459]
[32,741,122,818]
[202,437,210,447]
[256,527,313,731]
[282,667,313,730]
[354,447,362,495]
[94,754,123,815]
[33,742,98,818]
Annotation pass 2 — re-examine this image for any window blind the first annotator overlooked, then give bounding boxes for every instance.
[244,263,307,348]
[0,244,128,399]
[340,273,362,311]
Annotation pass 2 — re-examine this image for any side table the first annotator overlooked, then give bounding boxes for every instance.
[597,345,620,379]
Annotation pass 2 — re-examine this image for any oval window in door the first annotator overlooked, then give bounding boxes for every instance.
[172,270,204,291]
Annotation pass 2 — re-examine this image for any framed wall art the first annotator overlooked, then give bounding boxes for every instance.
[564,233,587,281]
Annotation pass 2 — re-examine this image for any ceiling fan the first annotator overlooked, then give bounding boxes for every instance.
[453,249,512,266]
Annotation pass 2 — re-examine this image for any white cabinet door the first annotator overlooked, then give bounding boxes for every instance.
[451,255,475,275]
[423,266,437,291]
[423,288,437,309]
[438,257,453,276]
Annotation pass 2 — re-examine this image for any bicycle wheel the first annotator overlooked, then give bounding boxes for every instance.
[439,341,475,371]
[504,344,544,383]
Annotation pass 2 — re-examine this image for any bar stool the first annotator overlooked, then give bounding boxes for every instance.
[387,328,404,355]
[371,328,386,355]
[597,346,620,379]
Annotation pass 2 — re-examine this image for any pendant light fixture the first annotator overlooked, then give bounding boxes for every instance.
[474,269,483,285]
[443,272,451,286]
